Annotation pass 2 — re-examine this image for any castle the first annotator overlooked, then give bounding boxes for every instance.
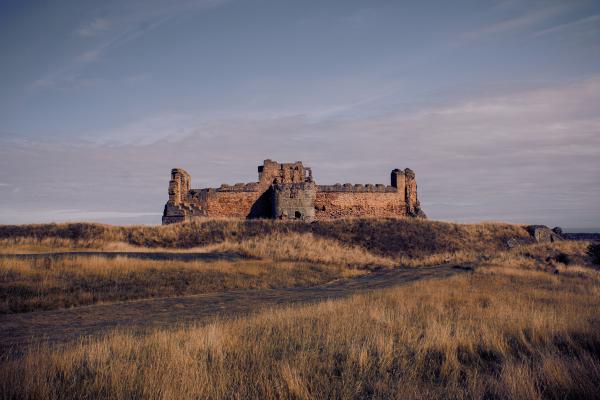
[162,159,426,224]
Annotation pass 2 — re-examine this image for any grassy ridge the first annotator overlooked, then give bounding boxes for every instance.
[0,218,535,258]
[0,219,583,314]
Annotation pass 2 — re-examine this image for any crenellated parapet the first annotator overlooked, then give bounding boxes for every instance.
[317,184,398,193]
[162,160,426,224]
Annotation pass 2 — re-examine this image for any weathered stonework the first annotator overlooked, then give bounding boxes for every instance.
[162,160,426,224]
[526,225,564,244]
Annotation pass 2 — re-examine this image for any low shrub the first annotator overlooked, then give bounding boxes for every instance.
[587,242,600,266]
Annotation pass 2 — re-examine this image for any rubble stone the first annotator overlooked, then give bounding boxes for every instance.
[507,238,520,248]
[526,225,553,243]
[526,225,564,244]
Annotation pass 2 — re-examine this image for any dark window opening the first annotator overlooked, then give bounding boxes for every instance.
[322,206,326,211]
[295,211,302,218]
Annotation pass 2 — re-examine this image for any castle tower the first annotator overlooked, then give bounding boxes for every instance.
[168,168,191,204]
[391,168,406,202]
[271,181,316,222]
[258,159,312,185]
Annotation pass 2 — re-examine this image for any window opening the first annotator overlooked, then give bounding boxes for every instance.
[295,211,302,218]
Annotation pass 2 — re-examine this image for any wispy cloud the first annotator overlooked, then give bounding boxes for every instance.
[26,75,107,93]
[73,49,103,63]
[75,18,111,37]
[3,75,599,226]
[448,5,565,47]
[26,79,56,90]
[0,209,162,225]
[27,0,232,90]
[123,74,150,84]
[534,14,600,37]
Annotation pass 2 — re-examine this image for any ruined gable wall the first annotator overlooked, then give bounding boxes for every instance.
[404,169,420,215]
[259,159,311,185]
[314,184,407,220]
[168,169,191,203]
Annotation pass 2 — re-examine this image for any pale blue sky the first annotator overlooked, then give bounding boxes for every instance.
[1,0,599,227]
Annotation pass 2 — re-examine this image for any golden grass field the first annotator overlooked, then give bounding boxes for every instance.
[1,218,599,399]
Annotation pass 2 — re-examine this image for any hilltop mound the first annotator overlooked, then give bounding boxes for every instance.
[0,218,534,259]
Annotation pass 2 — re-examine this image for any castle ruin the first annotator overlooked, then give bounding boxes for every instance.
[162,159,426,224]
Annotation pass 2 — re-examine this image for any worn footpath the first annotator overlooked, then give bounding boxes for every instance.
[0,258,469,356]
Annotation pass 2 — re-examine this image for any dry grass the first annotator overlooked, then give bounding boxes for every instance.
[0,255,367,314]
[2,249,598,399]
[0,218,536,258]
[0,232,393,313]
[201,232,398,268]
[0,232,397,266]
[2,221,595,315]
[0,237,106,254]
[2,219,598,399]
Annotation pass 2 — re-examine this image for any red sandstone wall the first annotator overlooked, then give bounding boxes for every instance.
[314,192,407,220]
[194,189,271,219]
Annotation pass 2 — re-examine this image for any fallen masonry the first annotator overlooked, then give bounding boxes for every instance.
[162,159,427,224]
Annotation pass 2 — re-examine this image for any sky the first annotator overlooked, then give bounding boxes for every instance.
[0,0,599,228]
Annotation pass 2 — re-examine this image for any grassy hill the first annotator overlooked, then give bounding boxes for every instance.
[1,218,599,399]
[0,218,535,258]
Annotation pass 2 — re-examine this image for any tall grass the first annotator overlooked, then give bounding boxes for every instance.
[0,237,108,254]
[2,262,598,399]
[2,224,594,314]
[0,255,367,314]
[202,232,397,268]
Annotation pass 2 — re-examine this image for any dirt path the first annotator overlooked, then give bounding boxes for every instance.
[0,264,470,356]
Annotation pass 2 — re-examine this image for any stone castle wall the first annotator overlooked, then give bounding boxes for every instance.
[314,191,407,220]
[162,160,425,224]
[312,169,421,220]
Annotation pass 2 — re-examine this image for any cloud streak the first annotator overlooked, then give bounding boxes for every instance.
[1,76,598,226]
[534,14,600,37]
[26,75,107,93]
[73,49,104,64]
[75,18,111,37]
[447,5,566,47]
